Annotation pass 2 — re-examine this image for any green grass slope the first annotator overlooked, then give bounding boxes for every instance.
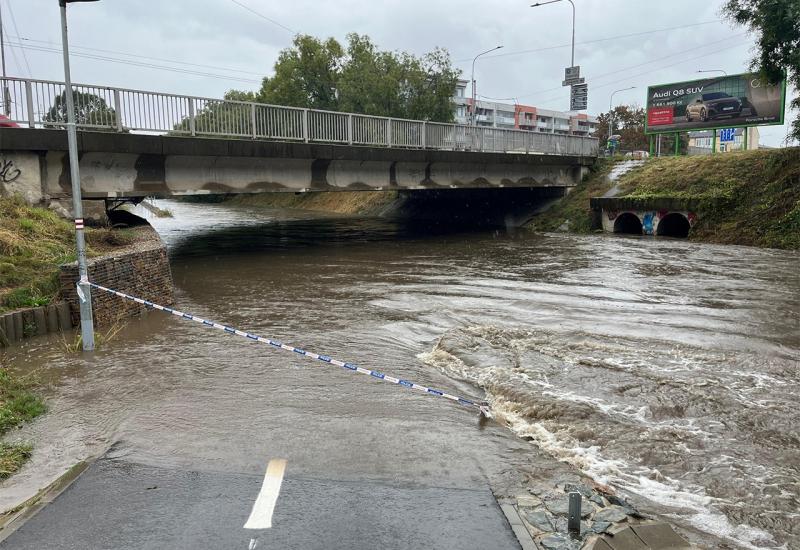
[527,148,800,250]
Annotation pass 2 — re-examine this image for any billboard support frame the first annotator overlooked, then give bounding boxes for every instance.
[644,72,787,136]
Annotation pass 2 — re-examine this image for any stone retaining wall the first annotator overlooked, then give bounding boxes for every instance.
[59,225,174,328]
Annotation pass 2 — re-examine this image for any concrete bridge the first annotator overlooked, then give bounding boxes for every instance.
[0,77,596,206]
[0,127,595,205]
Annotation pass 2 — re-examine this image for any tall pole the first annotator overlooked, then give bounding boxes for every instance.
[608,86,635,151]
[0,3,9,116]
[567,0,575,68]
[531,0,575,67]
[60,0,95,351]
[470,46,502,127]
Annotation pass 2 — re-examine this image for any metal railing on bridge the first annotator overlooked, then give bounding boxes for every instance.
[0,77,598,157]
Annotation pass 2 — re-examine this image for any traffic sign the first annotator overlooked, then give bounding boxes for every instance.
[563,65,582,87]
[719,128,736,142]
[570,83,588,111]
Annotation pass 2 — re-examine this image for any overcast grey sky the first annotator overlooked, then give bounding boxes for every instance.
[3,0,796,146]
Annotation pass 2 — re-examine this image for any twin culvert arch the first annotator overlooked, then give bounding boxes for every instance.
[612,211,692,238]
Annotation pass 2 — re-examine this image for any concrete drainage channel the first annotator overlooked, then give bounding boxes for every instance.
[497,483,692,550]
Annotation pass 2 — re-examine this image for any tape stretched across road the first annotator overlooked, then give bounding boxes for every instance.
[88,282,490,416]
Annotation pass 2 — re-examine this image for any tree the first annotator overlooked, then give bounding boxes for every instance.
[337,35,459,122]
[594,105,649,152]
[258,35,343,111]
[254,33,460,123]
[172,90,259,136]
[44,90,118,129]
[722,0,800,142]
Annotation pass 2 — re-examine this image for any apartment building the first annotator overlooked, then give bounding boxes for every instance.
[452,79,598,137]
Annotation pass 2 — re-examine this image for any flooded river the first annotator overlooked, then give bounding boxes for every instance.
[3,199,799,548]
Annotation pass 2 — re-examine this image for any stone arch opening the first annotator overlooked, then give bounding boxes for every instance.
[613,212,643,235]
[656,213,690,238]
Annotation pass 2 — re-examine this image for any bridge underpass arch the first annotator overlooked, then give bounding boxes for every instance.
[613,213,643,235]
[656,213,690,238]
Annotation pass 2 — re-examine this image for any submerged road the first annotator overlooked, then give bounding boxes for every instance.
[2,200,798,549]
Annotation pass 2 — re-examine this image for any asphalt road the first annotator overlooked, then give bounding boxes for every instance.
[1,458,520,550]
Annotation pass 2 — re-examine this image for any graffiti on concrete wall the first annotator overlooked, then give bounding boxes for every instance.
[0,158,22,184]
[642,212,655,235]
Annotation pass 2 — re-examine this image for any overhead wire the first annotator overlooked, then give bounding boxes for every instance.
[453,20,726,63]
[5,2,30,77]
[227,0,297,35]
[513,32,749,101]
[9,35,265,77]
[3,40,262,84]
[529,40,750,108]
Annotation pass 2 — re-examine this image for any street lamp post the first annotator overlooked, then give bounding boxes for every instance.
[531,0,576,67]
[470,46,503,127]
[608,86,636,141]
[59,0,99,352]
[697,69,728,77]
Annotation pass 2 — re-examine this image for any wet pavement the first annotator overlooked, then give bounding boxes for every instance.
[1,199,798,549]
[3,458,519,550]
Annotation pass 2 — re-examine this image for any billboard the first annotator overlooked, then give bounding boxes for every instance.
[645,72,786,134]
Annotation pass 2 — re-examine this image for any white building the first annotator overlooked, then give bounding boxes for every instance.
[452,79,598,136]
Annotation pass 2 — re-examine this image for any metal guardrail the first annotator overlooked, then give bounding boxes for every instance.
[0,77,598,156]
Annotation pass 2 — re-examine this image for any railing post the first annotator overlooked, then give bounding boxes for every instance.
[188,100,196,136]
[113,89,123,132]
[347,114,353,145]
[421,121,426,149]
[251,103,257,139]
[25,80,35,128]
[302,109,309,143]
[386,118,392,147]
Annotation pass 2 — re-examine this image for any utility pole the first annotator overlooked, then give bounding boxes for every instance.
[470,46,503,127]
[0,2,9,116]
[608,86,636,146]
[60,0,99,351]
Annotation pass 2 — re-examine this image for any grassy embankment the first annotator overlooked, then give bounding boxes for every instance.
[0,194,144,477]
[223,190,399,215]
[0,195,136,314]
[0,369,46,479]
[528,148,800,249]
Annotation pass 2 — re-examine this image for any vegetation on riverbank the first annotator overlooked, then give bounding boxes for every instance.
[526,158,616,234]
[0,195,135,314]
[0,368,45,479]
[527,148,800,250]
[224,190,399,215]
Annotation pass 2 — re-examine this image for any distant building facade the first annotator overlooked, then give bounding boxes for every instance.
[452,79,598,137]
[687,127,759,155]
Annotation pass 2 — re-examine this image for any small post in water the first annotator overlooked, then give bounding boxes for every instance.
[567,491,581,535]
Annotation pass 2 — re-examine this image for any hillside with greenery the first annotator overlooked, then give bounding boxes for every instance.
[0,196,135,314]
[528,148,800,250]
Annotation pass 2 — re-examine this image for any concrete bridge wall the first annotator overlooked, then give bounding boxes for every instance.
[0,129,593,204]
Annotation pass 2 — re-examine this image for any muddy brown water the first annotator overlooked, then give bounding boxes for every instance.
[2,200,799,549]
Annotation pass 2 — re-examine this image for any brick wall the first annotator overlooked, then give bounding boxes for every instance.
[59,227,174,327]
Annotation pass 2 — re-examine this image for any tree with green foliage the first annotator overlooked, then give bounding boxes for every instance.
[722,0,800,142]
[595,105,650,152]
[44,90,118,129]
[255,33,459,123]
[258,35,343,111]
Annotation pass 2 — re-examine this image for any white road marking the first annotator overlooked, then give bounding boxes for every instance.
[244,459,287,530]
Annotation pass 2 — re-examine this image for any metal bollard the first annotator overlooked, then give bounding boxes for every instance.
[568,491,582,534]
